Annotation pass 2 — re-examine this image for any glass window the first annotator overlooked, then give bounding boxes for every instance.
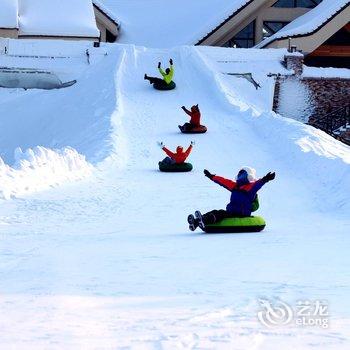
[106,29,117,43]
[273,0,294,7]
[273,0,322,8]
[223,21,255,48]
[263,21,289,39]
[324,26,350,46]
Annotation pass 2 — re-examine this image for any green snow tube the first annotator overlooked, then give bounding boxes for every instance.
[158,161,193,172]
[154,81,176,90]
[204,216,266,233]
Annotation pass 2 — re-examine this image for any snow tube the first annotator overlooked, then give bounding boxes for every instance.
[154,81,176,91]
[203,216,266,233]
[179,125,207,134]
[158,161,193,172]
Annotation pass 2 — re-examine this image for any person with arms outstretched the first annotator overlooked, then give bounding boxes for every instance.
[145,59,174,87]
[158,141,194,165]
[188,167,275,231]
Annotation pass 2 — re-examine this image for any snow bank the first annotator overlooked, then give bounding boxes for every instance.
[0,146,93,199]
[97,0,249,47]
[18,0,99,38]
[0,40,122,166]
[0,0,18,29]
[257,0,349,48]
[303,66,350,79]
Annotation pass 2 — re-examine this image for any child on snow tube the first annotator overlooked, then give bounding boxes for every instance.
[158,141,194,164]
[181,105,201,129]
[144,59,175,89]
[188,167,276,231]
[180,105,206,133]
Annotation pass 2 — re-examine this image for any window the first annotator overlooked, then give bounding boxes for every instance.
[273,0,322,8]
[224,21,255,48]
[324,26,350,46]
[263,21,289,39]
[106,29,117,43]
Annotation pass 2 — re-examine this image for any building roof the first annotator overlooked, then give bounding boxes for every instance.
[18,0,99,38]
[93,0,119,25]
[0,0,18,29]
[95,0,250,48]
[256,0,350,48]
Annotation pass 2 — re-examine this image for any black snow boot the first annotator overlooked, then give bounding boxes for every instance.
[195,211,205,230]
[188,214,199,231]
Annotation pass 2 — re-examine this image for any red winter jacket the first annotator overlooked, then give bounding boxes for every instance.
[182,107,201,126]
[162,145,193,164]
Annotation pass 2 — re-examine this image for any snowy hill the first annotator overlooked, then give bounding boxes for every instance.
[0,40,349,349]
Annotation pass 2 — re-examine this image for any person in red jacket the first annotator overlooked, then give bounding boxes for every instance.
[158,141,194,165]
[181,105,201,130]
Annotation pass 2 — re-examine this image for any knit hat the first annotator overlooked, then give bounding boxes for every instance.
[236,166,256,182]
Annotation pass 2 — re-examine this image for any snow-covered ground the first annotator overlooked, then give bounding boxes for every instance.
[0,41,349,349]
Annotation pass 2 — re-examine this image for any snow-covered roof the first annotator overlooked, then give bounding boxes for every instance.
[256,0,350,48]
[18,0,99,38]
[0,0,18,29]
[96,0,250,48]
[93,0,119,25]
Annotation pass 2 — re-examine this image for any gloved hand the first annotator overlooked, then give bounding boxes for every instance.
[204,169,214,179]
[181,105,186,110]
[158,62,161,69]
[262,172,276,183]
[169,58,173,65]
[190,140,195,146]
[157,141,164,148]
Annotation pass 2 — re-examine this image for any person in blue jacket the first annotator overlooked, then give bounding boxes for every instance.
[188,167,275,231]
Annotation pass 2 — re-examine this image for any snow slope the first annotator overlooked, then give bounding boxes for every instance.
[97,0,250,47]
[0,40,119,197]
[0,42,349,349]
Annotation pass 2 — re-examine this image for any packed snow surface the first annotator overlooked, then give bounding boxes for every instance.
[97,0,250,47]
[257,0,350,48]
[0,40,350,349]
[18,0,99,37]
[0,0,18,29]
[303,66,350,78]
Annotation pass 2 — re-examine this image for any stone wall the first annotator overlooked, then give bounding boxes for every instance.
[273,76,350,122]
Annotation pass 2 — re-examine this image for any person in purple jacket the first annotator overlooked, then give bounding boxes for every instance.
[188,166,275,231]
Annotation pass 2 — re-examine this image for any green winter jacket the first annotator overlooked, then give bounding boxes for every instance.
[158,65,174,84]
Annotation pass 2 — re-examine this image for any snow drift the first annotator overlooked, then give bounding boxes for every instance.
[0,146,92,199]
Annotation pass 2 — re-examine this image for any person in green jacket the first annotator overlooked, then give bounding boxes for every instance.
[144,59,174,86]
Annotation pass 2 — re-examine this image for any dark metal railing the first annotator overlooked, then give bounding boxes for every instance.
[308,104,350,142]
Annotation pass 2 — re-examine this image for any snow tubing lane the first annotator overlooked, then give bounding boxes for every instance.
[154,81,176,90]
[179,125,207,134]
[159,161,193,172]
[204,216,266,233]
